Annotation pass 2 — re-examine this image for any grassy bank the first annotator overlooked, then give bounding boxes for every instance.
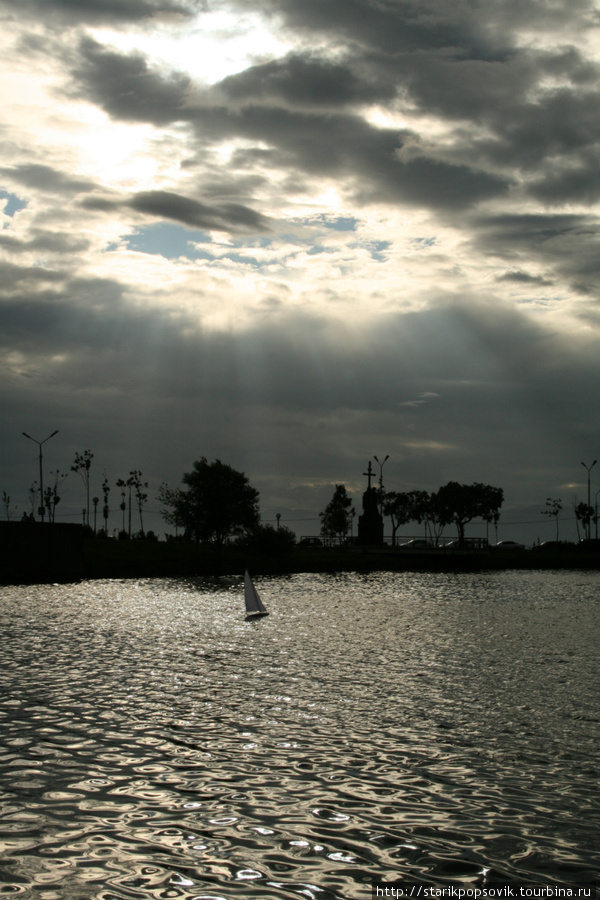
[82,539,600,580]
[2,525,599,585]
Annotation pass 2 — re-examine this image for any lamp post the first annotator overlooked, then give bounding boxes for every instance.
[373,454,389,516]
[581,460,597,540]
[22,430,59,522]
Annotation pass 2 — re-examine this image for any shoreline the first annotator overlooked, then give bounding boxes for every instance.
[1,522,599,584]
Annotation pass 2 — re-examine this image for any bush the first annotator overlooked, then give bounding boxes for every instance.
[236,524,296,555]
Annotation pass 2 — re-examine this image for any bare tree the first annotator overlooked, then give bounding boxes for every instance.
[116,477,132,537]
[542,497,562,540]
[119,490,127,536]
[130,470,149,536]
[101,473,110,535]
[2,491,17,521]
[44,469,68,523]
[72,450,94,526]
[116,471,148,537]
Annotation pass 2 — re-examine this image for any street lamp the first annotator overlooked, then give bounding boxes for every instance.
[373,454,389,516]
[581,459,597,540]
[22,430,58,522]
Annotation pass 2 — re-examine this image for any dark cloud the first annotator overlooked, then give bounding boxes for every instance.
[69,39,509,210]
[496,270,553,286]
[0,262,67,291]
[386,154,509,209]
[497,89,600,171]
[129,190,271,232]
[2,284,598,516]
[215,53,395,109]
[0,231,91,254]
[69,37,192,124]
[221,106,508,207]
[0,0,200,26]
[195,172,269,203]
[393,47,600,200]
[0,164,96,195]
[214,0,600,219]
[1,271,594,423]
[472,213,600,294]
[388,52,537,126]
[38,0,600,221]
[528,153,600,205]
[2,251,599,538]
[0,277,150,356]
[474,212,597,246]
[238,0,508,58]
[236,0,596,58]
[81,189,271,233]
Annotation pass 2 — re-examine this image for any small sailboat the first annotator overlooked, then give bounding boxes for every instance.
[244,570,268,618]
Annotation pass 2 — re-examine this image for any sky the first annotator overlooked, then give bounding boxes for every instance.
[1,0,600,544]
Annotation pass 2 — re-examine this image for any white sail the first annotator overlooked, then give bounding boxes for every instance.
[244,570,268,615]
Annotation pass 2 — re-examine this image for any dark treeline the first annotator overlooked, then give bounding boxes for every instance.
[4,455,600,584]
[7,446,598,546]
[319,481,504,545]
[10,447,151,539]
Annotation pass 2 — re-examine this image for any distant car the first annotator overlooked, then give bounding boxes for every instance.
[493,540,525,550]
[577,538,600,552]
[531,540,567,551]
[443,539,489,551]
[297,537,323,548]
[397,539,431,550]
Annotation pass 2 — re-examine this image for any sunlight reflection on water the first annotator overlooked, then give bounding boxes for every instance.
[0,571,599,898]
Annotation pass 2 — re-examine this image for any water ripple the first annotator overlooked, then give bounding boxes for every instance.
[1,571,599,897]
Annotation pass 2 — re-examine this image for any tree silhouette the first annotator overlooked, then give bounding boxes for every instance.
[404,489,431,540]
[101,474,110,535]
[71,450,93,527]
[542,497,562,540]
[238,523,296,555]
[2,491,17,521]
[382,490,423,546]
[128,470,149,535]
[159,458,260,549]
[119,490,127,535]
[575,502,594,541]
[43,487,53,522]
[116,472,143,538]
[43,469,68,524]
[158,482,185,535]
[422,490,449,545]
[434,482,504,544]
[320,484,354,541]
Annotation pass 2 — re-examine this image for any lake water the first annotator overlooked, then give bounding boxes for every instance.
[0,571,598,899]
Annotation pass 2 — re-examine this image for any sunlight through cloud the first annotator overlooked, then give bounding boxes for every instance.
[89,10,295,86]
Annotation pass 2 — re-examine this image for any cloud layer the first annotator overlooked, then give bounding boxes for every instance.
[1,0,599,539]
